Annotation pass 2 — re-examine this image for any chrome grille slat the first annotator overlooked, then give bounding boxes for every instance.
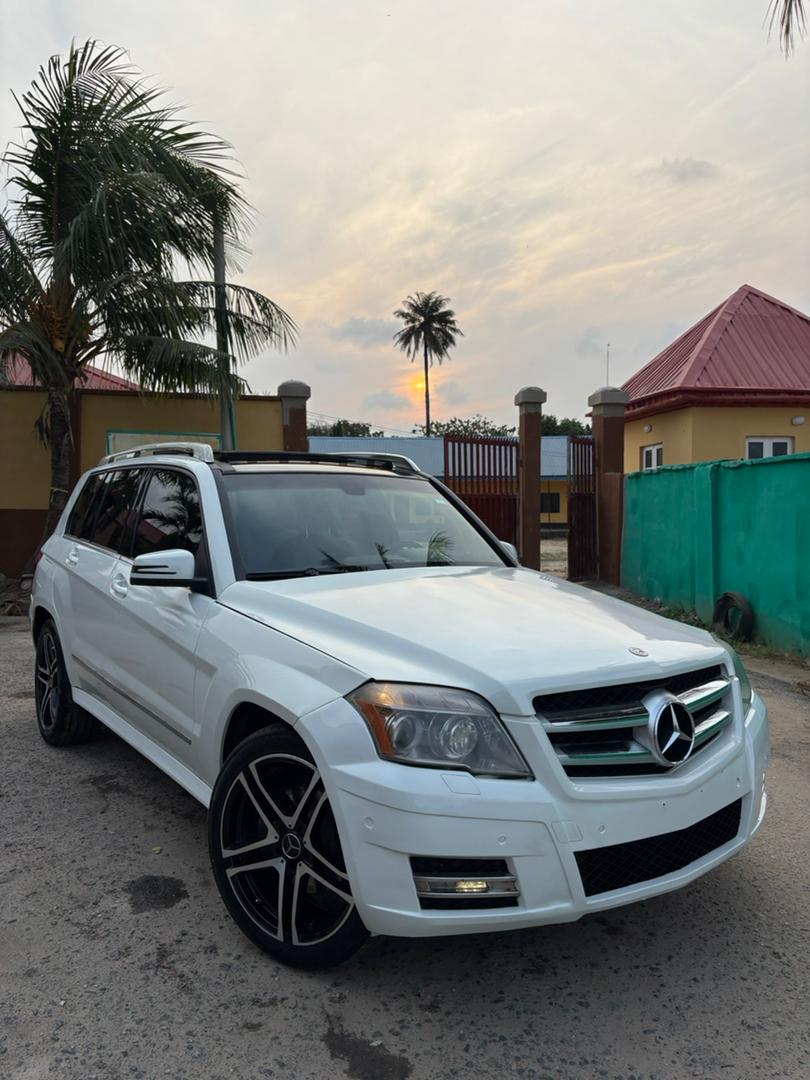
[536,668,733,778]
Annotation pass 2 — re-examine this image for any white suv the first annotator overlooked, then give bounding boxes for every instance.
[31,443,769,967]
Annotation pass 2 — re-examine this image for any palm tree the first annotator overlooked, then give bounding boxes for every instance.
[0,41,296,540]
[393,291,462,436]
[768,0,806,52]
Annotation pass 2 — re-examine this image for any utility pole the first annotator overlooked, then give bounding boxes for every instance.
[213,215,236,451]
[605,343,611,386]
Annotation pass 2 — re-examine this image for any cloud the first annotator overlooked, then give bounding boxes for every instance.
[646,158,719,184]
[329,317,397,348]
[438,381,469,407]
[574,326,606,357]
[362,389,411,411]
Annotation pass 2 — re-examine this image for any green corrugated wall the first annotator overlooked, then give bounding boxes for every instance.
[622,452,810,656]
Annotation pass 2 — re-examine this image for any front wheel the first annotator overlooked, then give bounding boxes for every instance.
[208,726,369,968]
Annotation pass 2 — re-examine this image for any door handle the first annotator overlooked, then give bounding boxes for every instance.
[66,547,80,566]
[110,574,129,599]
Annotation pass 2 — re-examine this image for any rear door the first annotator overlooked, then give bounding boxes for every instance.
[54,468,146,696]
[105,467,214,754]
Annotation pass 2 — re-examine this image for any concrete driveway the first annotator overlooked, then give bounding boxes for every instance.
[1,616,809,1080]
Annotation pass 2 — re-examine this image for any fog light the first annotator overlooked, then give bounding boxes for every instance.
[455,880,488,894]
[413,875,519,898]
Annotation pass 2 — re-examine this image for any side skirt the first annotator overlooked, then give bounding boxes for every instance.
[72,686,212,808]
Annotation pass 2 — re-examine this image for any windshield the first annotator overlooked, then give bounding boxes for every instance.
[222,471,507,578]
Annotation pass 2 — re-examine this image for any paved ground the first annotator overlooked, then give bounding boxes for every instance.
[1,616,809,1080]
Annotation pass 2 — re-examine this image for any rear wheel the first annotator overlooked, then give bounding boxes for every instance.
[34,620,102,745]
[208,726,369,969]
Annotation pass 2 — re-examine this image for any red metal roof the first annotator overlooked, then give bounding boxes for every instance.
[623,285,810,410]
[7,356,139,391]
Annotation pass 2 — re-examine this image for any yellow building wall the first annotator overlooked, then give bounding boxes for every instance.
[0,390,51,509]
[79,392,284,472]
[690,406,810,462]
[625,408,695,472]
[625,405,810,471]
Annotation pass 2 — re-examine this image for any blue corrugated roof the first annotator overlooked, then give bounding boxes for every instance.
[307,435,569,479]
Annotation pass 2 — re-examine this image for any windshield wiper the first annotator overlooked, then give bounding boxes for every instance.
[245,565,371,581]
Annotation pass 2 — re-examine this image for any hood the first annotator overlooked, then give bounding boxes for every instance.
[219,566,728,716]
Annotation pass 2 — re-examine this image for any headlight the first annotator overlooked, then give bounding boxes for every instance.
[347,682,532,778]
[731,649,753,711]
[714,637,753,711]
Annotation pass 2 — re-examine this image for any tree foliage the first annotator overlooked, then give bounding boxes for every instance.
[411,413,590,437]
[393,291,462,436]
[307,419,385,437]
[0,40,296,539]
[767,0,806,53]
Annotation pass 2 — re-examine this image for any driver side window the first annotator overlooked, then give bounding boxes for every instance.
[132,469,203,558]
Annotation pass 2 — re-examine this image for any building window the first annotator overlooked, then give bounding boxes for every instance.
[641,444,664,471]
[540,492,561,514]
[746,437,794,460]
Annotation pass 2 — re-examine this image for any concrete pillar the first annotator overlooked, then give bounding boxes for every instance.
[514,387,546,569]
[588,386,629,585]
[277,380,311,452]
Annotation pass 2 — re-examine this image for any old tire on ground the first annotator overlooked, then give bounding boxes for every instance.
[208,726,369,969]
[34,619,104,745]
[712,592,755,642]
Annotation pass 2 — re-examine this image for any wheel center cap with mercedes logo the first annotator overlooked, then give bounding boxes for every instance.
[646,694,696,766]
[281,832,303,860]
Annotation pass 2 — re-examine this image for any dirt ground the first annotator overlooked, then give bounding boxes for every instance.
[539,537,568,576]
[1,616,809,1080]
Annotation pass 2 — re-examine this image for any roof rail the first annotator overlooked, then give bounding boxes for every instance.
[214,450,421,474]
[99,441,216,466]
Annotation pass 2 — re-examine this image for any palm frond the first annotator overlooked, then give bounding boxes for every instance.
[766,0,807,53]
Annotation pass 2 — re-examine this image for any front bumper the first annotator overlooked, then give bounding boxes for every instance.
[296,690,769,938]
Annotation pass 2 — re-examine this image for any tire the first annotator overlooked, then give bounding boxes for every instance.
[208,726,369,969]
[34,620,104,746]
[712,591,755,642]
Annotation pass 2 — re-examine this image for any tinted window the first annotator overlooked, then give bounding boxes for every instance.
[66,473,105,540]
[133,470,203,558]
[89,469,145,554]
[222,472,505,578]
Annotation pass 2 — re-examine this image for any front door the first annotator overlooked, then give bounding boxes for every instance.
[106,467,213,755]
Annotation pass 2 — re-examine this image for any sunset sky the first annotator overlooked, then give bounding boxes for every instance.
[2,1,808,430]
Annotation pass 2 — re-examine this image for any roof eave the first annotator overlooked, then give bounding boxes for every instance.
[626,387,810,421]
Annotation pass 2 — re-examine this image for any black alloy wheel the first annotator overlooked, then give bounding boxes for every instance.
[34,620,102,745]
[209,726,369,968]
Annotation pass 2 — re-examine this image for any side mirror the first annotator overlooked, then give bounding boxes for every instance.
[130,548,198,587]
[500,541,519,564]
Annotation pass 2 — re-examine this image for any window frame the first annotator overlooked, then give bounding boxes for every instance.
[745,436,794,460]
[641,443,664,471]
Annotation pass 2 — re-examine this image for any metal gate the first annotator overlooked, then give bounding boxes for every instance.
[443,435,519,546]
[568,435,598,580]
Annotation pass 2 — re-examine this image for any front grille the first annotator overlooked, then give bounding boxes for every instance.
[575,799,742,896]
[535,665,733,778]
[535,665,724,721]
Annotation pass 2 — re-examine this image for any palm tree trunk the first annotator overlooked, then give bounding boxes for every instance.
[423,339,431,436]
[42,386,73,541]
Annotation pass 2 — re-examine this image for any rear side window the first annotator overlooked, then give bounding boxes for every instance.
[89,469,145,554]
[132,469,203,557]
[66,473,105,540]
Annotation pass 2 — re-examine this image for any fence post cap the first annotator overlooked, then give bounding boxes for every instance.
[588,386,630,408]
[277,380,311,400]
[514,386,547,408]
